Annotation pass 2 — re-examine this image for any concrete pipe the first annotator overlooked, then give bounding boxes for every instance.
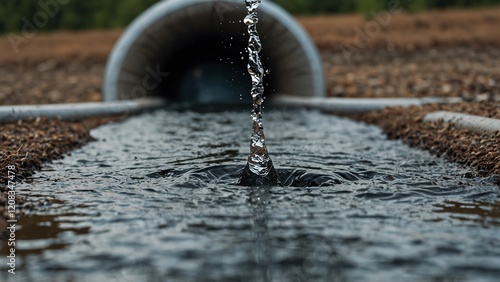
[103,0,325,103]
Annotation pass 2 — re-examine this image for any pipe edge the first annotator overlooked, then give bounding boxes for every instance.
[423,111,500,136]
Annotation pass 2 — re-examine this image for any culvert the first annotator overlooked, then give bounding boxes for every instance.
[103,0,325,103]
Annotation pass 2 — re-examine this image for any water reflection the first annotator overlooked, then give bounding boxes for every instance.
[0,211,91,279]
[434,201,500,227]
[247,186,273,281]
[1,212,90,256]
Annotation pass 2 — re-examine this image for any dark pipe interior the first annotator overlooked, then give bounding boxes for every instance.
[113,2,293,103]
[157,29,278,104]
[143,3,276,103]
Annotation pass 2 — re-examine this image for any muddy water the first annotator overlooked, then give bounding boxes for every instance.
[2,109,500,282]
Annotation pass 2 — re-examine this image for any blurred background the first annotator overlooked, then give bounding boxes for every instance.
[1,0,500,33]
[0,0,499,105]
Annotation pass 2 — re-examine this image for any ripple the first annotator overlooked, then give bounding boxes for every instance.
[10,109,500,282]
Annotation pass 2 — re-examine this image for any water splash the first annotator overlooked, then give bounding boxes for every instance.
[237,0,281,186]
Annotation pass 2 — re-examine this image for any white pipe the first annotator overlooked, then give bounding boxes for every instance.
[0,98,165,123]
[104,0,325,102]
[423,111,500,136]
[272,96,464,113]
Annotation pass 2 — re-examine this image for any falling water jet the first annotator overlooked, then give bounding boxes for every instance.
[237,0,281,186]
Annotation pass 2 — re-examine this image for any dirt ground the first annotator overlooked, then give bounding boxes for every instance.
[1,7,500,235]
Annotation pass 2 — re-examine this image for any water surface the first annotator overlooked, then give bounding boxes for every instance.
[2,109,499,282]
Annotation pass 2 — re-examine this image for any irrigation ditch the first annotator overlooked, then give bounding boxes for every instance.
[0,1,499,280]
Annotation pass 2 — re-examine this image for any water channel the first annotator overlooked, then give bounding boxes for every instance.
[2,108,499,282]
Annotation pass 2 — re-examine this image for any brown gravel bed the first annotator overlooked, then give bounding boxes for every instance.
[0,59,104,105]
[0,29,119,105]
[297,7,500,99]
[320,46,500,100]
[298,7,500,52]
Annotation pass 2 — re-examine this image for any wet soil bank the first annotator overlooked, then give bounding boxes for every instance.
[0,117,123,237]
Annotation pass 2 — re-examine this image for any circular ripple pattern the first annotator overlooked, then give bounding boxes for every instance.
[3,109,499,282]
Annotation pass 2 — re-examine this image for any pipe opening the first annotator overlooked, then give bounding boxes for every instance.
[156,32,278,104]
[104,0,324,103]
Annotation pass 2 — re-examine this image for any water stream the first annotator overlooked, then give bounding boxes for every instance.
[2,109,499,282]
[238,0,280,186]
